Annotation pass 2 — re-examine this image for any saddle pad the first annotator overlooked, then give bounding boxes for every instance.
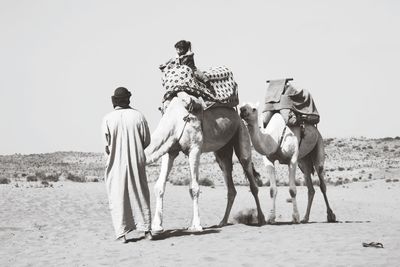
[162,64,239,108]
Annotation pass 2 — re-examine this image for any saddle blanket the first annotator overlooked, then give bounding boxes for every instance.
[263,83,320,118]
[162,64,239,108]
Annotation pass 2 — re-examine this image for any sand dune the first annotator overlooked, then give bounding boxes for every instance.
[1,179,399,266]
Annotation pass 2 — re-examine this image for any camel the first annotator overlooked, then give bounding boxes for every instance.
[145,93,266,232]
[239,103,336,223]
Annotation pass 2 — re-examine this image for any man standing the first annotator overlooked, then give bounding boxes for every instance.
[102,87,152,242]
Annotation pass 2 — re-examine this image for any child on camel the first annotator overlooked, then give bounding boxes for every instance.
[160,40,213,91]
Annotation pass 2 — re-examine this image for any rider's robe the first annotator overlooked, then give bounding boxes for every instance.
[102,107,151,238]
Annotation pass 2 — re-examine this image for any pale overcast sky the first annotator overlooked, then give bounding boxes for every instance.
[0,0,399,154]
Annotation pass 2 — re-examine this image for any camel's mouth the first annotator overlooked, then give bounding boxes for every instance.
[239,107,249,120]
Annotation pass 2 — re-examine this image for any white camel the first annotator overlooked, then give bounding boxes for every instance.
[240,103,336,223]
[145,93,266,233]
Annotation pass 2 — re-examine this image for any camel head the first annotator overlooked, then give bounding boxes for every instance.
[239,103,259,126]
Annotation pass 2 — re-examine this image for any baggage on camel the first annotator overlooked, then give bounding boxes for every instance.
[160,60,239,111]
[262,78,320,127]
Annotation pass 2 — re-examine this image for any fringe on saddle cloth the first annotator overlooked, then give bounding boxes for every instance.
[162,65,239,109]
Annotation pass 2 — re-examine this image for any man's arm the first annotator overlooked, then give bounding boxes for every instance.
[139,116,151,149]
[101,118,110,155]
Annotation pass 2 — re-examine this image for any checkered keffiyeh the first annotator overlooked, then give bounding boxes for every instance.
[162,64,239,108]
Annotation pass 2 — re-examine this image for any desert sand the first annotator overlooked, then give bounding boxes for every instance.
[1,179,399,266]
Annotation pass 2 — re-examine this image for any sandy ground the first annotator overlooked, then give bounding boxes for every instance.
[1,180,399,266]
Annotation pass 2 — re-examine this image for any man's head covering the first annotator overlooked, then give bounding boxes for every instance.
[112,87,131,108]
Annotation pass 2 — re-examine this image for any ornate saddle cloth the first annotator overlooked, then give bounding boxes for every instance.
[162,64,239,108]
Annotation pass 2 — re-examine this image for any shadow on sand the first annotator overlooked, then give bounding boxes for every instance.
[149,227,221,241]
[236,220,371,227]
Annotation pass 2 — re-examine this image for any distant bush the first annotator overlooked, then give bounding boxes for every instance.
[66,172,86,183]
[338,167,345,171]
[198,177,215,187]
[169,178,190,186]
[0,178,10,184]
[43,174,59,182]
[26,175,38,182]
[33,171,59,182]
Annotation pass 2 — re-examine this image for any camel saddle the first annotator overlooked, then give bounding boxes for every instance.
[161,63,239,109]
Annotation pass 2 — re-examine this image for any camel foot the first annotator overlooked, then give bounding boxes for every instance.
[301,216,309,224]
[151,225,164,234]
[292,212,300,224]
[327,211,337,222]
[218,219,228,228]
[267,215,276,225]
[258,213,267,226]
[188,225,203,232]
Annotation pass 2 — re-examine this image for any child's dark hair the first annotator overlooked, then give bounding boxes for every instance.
[174,40,191,53]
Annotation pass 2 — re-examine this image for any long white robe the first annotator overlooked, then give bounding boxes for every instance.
[102,107,151,238]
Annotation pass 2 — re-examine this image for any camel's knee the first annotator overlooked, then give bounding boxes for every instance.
[289,187,297,198]
[319,181,327,193]
[249,181,259,193]
[227,187,237,199]
[189,183,200,199]
[154,182,165,197]
[270,186,277,198]
[308,186,315,197]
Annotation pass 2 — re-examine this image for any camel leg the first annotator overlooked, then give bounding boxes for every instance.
[315,165,336,222]
[234,122,266,225]
[313,138,336,222]
[298,159,315,223]
[288,156,300,223]
[188,146,203,231]
[214,143,236,227]
[152,152,178,233]
[263,157,277,224]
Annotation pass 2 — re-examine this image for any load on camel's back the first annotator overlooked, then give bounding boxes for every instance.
[160,59,239,110]
[262,78,320,129]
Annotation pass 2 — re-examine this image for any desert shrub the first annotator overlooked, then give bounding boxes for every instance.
[383,146,389,152]
[352,177,359,182]
[43,174,59,182]
[344,178,350,184]
[338,167,345,171]
[385,178,392,183]
[41,180,53,187]
[169,178,190,186]
[334,180,343,186]
[35,171,47,180]
[0,178,10,184]
[21,173,27,177]
[198,177,214,187]
[26,175,38,182]
[66,172,86,183]
[393,178,399,182]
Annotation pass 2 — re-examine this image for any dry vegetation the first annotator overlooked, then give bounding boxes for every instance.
[1,137,399,187]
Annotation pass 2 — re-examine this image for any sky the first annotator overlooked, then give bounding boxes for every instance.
[0,0,399,154]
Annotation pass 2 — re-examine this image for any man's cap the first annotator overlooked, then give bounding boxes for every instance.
[113,87,131,98]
